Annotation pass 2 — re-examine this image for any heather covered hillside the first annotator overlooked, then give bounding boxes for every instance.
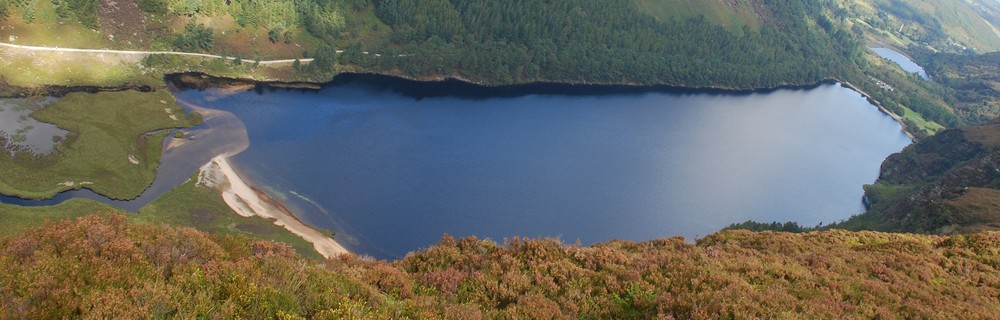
[2,214,998,319]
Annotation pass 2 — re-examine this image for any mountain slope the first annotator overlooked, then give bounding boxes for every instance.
[844,120,1000,233]
[2,214,999,319]
[838,0,1000,52]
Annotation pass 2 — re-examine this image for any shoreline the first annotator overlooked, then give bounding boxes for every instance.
[838,81,917,141]
[165,72,920,140]
[198,153,350,259]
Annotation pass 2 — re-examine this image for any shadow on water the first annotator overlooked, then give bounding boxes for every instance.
[170,72,834,101]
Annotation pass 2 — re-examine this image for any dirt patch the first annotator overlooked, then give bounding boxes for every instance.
[99,0,149,46]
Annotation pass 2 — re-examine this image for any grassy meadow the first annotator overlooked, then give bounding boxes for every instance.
[0,90,199,200]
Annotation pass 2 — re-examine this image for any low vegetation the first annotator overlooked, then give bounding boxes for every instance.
[0,198,118,237]
[0,90,199,200]
[849,121,1000,233]
[2,214,999,318]
[0,177,322,258]
[136,175,321,259]
[0,47,160,88]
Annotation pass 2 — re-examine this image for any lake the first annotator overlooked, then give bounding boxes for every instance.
[172,76,912,258]
[871,47,930,80]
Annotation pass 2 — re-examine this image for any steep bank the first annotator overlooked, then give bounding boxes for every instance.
[732,119,1000,234]
[843,120,1000,233]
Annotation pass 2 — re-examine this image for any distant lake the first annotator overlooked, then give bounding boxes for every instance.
[172,76,912,258]
[872,47,930,79]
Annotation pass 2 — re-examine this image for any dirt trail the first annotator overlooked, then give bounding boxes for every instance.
[0,42,315,65]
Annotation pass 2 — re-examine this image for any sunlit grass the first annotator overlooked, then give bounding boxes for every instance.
[0,47,161,88]
[0,199,121,237]
[0,90,199,200]
[901,105,945,135]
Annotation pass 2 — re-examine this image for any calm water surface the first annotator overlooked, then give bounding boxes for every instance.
[871,47,930,79]
[0,97,67,154]
[173,78,912,258]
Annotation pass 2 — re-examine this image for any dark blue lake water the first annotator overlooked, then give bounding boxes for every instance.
[172,76,912,258]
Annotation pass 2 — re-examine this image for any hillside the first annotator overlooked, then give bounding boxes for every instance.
[842,120,1000,233]
[913,49,1000,123]
[733,119,1000,234]
[2,2,1000,318]
[0,0,861,88]
[2,214,999,319]
[837,0,1000,53]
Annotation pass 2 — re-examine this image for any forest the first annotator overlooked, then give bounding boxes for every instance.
[364,0,864,87]
[914,49,1000,124]
[0,0,968,131]
[0,0,865,89]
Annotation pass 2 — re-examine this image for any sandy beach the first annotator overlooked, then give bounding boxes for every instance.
[198,154,350,258]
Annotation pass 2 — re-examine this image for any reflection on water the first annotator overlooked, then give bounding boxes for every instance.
[173,77,913,259]
[871,47,930,80]
[0,97,68,155]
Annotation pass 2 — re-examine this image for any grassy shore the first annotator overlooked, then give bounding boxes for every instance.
[135,174,322,259]
[0,198,121,236]
[0,179,321,258]
[0,90,199,200]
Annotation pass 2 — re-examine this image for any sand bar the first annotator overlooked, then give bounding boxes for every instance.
[198,154,350,258]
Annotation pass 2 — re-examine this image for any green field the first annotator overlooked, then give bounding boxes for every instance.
[0,90,199,200]
[901,104,945,134]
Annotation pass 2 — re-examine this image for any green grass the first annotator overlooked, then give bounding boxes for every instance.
[0,90,199,200]
[134,174,322,259]
[901,104,945,134]
[1,0,112,49]
[0,180,322,258]
[843,0,1000,52]
[832,183,916,231]
[0,47,165,88]
[0,198,122,237]
[141,53,326,84]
